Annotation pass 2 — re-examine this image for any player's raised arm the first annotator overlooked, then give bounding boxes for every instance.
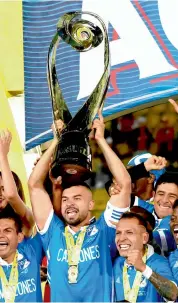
[28,120,64,230]
[92,110,131,208]
[0,130,34,236]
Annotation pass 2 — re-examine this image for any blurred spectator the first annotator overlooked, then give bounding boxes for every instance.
[112,114,136,149]
[155,115,174,161]
[131,116,153,151]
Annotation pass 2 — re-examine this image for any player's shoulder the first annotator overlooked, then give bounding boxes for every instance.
[147,251,169,269]
[161,215,171,225]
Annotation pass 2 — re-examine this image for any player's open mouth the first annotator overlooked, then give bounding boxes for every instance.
[173,225,178,239]
[0,241,8,249]
[66,208,78,214]
[119,244,131,250]
[66,208,78,218]
[158,203,171,209]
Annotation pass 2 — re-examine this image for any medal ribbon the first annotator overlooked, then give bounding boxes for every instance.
[0,251,18,303]
[65,226,87,265]
[123,247,147,303]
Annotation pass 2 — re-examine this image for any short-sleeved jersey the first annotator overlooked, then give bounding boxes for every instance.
[114,244,176,302]
[0,234,43,302]
[168,248,178,284]
[135,197,176,255]
[38,202,128,302]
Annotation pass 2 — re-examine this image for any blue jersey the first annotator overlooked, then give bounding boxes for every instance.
[0,234,43,302]
[169,248,178,284]
[135,198,176,255]
[38,202,128,302]
[114,244,176,302]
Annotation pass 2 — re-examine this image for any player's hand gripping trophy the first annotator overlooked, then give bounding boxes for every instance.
[47,11,110,183]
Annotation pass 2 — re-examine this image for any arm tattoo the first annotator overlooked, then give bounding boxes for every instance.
[149,271,178,301]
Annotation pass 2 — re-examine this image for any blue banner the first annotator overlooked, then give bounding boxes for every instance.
[23,0,178,150]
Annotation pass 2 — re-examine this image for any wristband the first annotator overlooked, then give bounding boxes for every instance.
[142,265,153,279]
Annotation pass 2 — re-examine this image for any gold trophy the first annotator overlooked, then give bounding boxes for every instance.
[47,11,110,182]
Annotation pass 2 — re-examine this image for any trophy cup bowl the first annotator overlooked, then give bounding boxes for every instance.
[47,11,110,183]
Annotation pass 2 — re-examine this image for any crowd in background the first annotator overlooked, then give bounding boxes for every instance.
[90,102,178,189]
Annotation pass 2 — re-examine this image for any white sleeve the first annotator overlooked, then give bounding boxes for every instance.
[104,201,129,228]
[35,209,54,235]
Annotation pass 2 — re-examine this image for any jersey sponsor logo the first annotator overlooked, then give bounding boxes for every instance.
[0,278,36,299]
[57,245,100,262]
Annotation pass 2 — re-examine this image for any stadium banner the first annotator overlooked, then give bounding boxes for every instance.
[23,0,178,150]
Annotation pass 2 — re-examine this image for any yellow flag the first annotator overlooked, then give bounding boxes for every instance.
[0,0,24,92]
[0,81,30,206]
[0,0,29,205]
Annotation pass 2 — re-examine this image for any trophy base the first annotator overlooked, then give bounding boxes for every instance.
[51,131,92,183]
[51,162,92,183]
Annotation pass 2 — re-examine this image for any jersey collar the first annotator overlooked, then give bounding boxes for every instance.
[0,251,23,266]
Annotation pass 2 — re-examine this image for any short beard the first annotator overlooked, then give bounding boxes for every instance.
[64,217,82,226]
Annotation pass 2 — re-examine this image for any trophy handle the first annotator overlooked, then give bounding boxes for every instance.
[47,32,72,138]
[63,12,110,134]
